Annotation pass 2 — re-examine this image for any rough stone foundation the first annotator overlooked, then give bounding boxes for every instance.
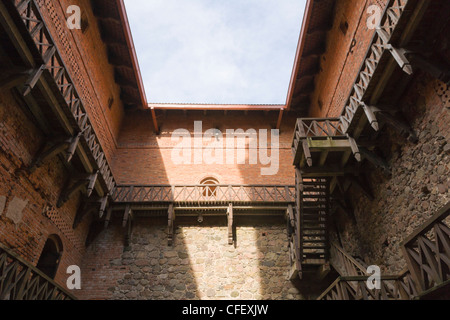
[80,217,314,300]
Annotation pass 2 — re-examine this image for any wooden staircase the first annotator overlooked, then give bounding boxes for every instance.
[300,178,329,266]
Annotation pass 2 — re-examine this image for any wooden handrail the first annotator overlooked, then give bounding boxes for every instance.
[0,243,76,300]
[401,202,450,294]
[113,185,296,203]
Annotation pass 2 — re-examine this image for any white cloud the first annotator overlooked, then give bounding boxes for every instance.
[124,0,306,104]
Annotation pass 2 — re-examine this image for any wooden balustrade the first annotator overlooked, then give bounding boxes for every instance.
[113,185,296,204]
[0,243,76,300]
[317,273,417,300]
[401,202,450,296]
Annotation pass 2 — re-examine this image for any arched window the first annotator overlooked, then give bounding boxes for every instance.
[200,177,219,198]
[36,235,63,279]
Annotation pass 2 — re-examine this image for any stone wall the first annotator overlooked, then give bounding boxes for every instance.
[80,217,316,300]
[333,75,450,275]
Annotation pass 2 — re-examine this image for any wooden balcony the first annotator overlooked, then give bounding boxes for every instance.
[0,243,76,300]
[401,202,450,299]
[292,118,360,175]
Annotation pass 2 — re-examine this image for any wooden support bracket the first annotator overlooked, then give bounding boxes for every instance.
[362,104,380,131]
[22,65,46,96]
[385,45,413,75]
[72,196,108,229]
[0,66,34,90]
[168,204,175,246]
[287,204,295,239]
[346,175,374,201]
[227,203,234,245]
[347,136,361,162]
[376,111,418,143]
[359,147,391,176]
[302,139,313,167]
[104,206,112,229]
[57,172,98,208]
[28,134,81,173]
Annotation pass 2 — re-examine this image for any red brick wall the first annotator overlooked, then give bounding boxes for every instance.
[0,87,91,290]
[36,0,125,164]
[113,110,296,185]
[310,0,389,118]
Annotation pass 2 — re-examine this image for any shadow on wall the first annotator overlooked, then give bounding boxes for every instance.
[80,215,312,300]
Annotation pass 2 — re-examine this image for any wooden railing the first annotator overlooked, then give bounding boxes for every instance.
[340,0,409,134]
[0,243,76,300]
[11,0,116,193]
[292,118,346,158]
[112,185,296,204]
[330,243,367,277]
[317,273,417,300]
[402,202,450,295]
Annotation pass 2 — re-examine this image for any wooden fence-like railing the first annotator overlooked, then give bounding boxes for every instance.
[113,185,296,204]
[317,272,417,300]
[402,202,450,295]
[0,243,76,300]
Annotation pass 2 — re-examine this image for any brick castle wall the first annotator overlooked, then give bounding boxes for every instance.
[333,74,450,274]
[113,111,296,185]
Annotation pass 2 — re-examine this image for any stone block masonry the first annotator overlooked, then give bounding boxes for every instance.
[80,217,316,300]
[333,74,450,275]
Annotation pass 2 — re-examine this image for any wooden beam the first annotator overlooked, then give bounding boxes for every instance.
[359,147,390,175]
[104,206,112,229]
[376,111,418,143]
[28,138,70,173]
[302,140,312,167]
[57,172,98,208]
[0,66,33,90]
[227,203,234,245]
[168,204,175,246]
[276,109,284,131]
[346,175,374,201]
[122,204,131,228]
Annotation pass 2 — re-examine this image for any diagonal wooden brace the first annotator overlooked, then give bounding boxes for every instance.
[28,133,82,173]
[57,172,98,208]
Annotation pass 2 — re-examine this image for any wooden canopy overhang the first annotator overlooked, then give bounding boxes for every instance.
[285,0,335,114]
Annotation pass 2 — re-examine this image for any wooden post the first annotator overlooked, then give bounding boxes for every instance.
[168,204,175,246]
[302,140,313,167]
[347,136,361,162]
[227,203,234,245]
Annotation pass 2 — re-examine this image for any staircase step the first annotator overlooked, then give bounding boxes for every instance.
[303,188,327,192]
[302,195,326,199]
[303,181,327,185]
[303,253,326,258]
[303,226,327,230]
[302,239,326,243]
[303,245,327,249]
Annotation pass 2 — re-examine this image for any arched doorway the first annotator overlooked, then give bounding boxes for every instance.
[36,235,63,279]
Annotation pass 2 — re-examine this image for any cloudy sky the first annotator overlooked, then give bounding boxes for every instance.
[124,0,306,104]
